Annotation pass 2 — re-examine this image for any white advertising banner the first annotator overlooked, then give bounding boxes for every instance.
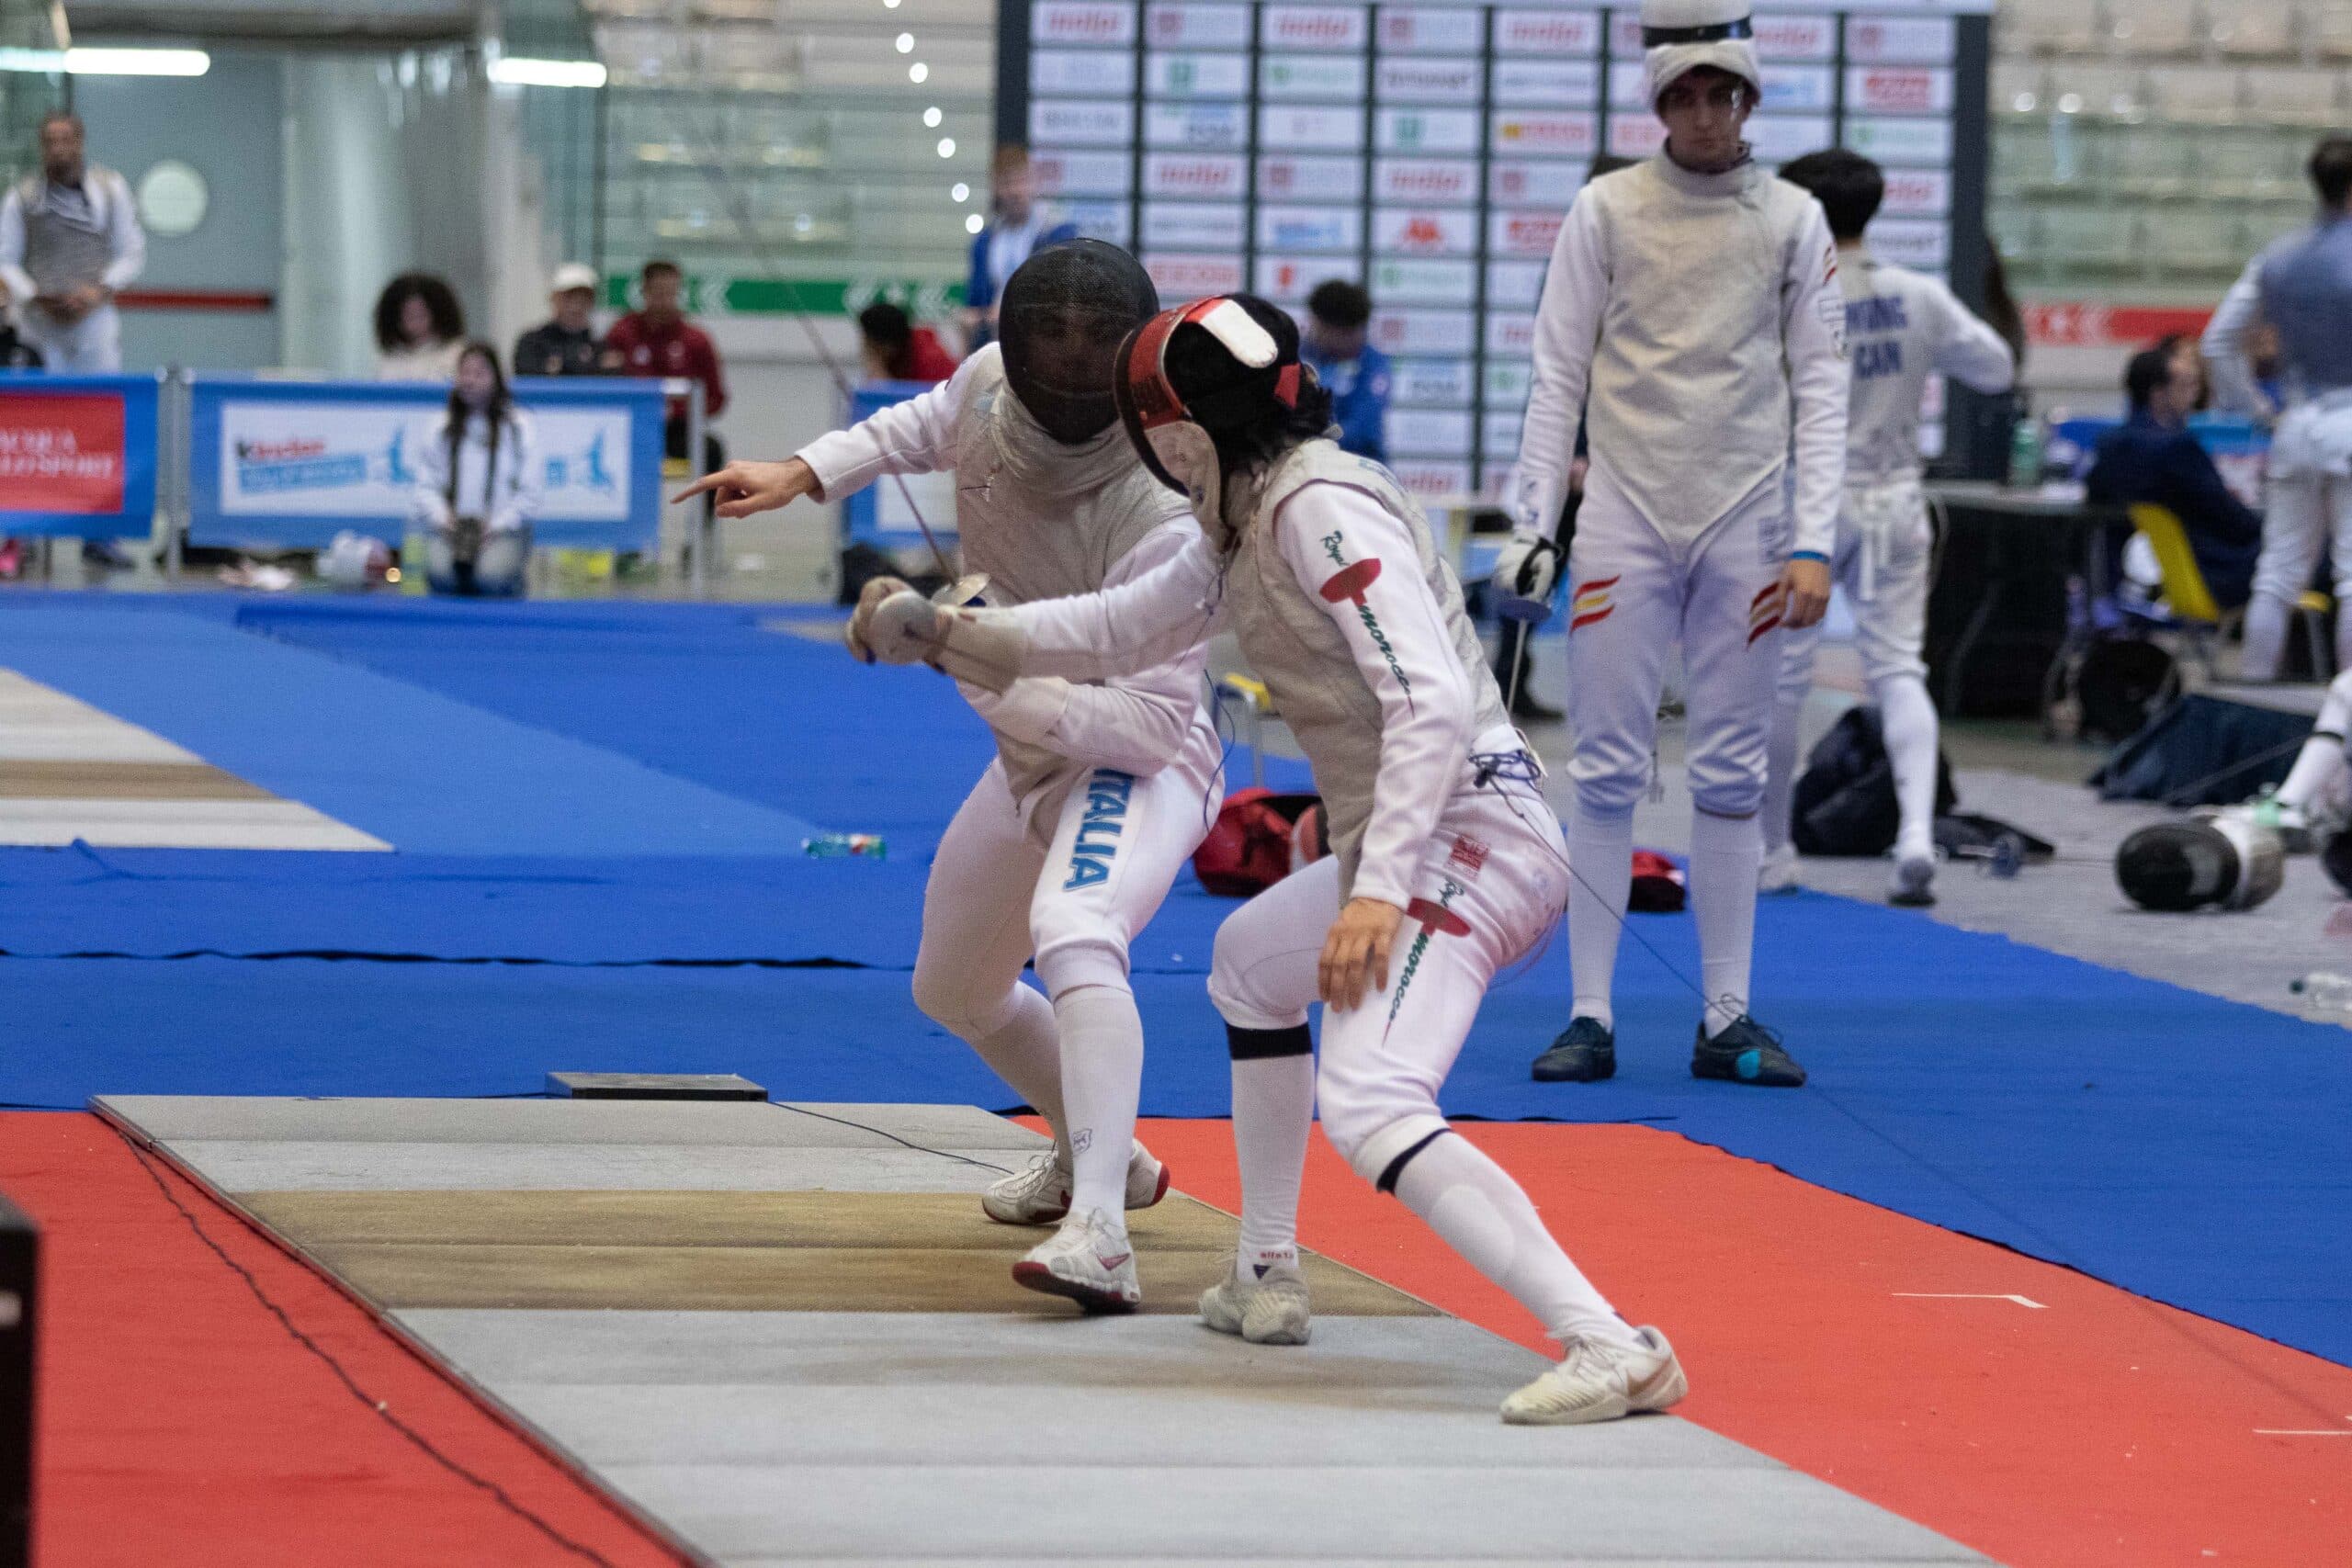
[1033,98,1135,145]
[1033,50,1136,95]
[1261,53,1369,99]
[1367,254,1479,304]
[1845,116,1955,164]
[1258,153,1366,199]
[1375,107,1482,155]
[1147,51,1250,97]
[1373,207,1480,256]
[1846,65,1955,116]
[1034,2,1137,48]
[1491,111,1600,159]
[1143,252,1247,299]
[1260,103,1368,150]
[1261,5,1369,51]
[1375,157,1481,206]
[1493,8,1600,57]
[1035,149,1135,197]
[1847,15,1958,64]
[1487,161,1588,209]
[1493,60,1600,107]
[1141,203,1247,248]
[1147,100,1247,148]
[1256,205,1363,253]
[1375,58,1486,105]
[1389,408,1476,458]
[1144,1,1249,50]
[1390,357,1476,407]
[1377,6,1484,54]
[1144,152,1248,198]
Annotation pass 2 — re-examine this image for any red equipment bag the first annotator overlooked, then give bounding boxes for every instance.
[1193,788,1327,897]
[1628,849,1687,913]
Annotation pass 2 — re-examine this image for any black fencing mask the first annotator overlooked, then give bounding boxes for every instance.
[2115,815,2285,912]
[998,239,1159,446]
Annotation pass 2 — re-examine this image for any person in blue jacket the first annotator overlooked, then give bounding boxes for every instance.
[2086,344,2265,615]
[1300,278,1392,462]
[963,146,1079,352]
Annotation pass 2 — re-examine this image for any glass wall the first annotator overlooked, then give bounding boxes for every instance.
[0,0,69,189]
[514,0,996,310]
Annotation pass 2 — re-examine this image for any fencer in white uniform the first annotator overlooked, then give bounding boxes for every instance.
[1760,150,2016,907]
[1495,0,1849,1088]
[856,294,1690,1426]
[682,242,1221,1310]
[2204,137,2352,680]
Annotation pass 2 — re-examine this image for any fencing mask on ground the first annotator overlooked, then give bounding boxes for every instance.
[2115,815,2286,912]
[1643,0,1763,107]
[997,239,1160,446]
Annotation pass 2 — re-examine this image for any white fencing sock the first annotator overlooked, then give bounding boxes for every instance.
[1689,809,1761,1038]
[967,986,1069,1157]
[1878,676,1942,863]
[1228,1029,1315,1278]
[1763,697,1804,856]
[1054,985,1146,1221]
[2278,674,2352,811]
[2243,595,2290,682]
[1567,805,1634,1030]
[1392,1132,1640,1350]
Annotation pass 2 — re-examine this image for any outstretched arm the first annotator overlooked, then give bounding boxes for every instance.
[962,516,1213,775]
[674,349,984,516]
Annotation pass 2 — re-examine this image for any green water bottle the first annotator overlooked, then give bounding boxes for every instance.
[2007,415,2043,491]
[804,833,887,859]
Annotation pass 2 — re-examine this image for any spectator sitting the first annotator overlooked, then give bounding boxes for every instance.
[0,110,143,372]
[605,258,727,488]
[513,263,612,377]
[858,300,958,384]
[962,146,1078,352]
[411,341,539,597]
[374,272,466,380]
[1301,278,1392,463]
[0,304,40,368]
[2086,344,2264,614]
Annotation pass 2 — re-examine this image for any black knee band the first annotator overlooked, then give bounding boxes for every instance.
[1374,1129,1453,1195]
[1227,1022,1313,1062]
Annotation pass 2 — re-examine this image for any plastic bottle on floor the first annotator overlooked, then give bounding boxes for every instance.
[804,833,887,859]
[2289,972,2352,1021]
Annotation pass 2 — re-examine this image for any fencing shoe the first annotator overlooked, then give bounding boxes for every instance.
[1200,1253,1312,1345]
[1012,1206,1141,1313]
[1758,843,1801,895]
[1501,1327,1687,1426]
[1889,852,1937,908]
[981,1141,1171,1225]
[2204,791,2314,854]
[1691,1016,1807,1088]
[1532,1016,1616,1083]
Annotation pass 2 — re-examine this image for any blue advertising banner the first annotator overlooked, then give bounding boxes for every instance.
[0,372,162,539]
[187,377,667,550]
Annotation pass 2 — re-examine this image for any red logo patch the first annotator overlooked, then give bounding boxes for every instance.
[1319,558,1382,605]
[1447,835,1489,876]
[1406,897,1472,938]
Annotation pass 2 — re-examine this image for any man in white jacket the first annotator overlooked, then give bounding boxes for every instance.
[680,242,1217,1311]
[0,113,143,371]
[1496,0,1849,1088]
[1762,149,2016,907]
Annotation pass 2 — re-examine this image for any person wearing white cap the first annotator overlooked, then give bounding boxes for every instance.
[512,262,615,378]
[1494,0,1850,1088]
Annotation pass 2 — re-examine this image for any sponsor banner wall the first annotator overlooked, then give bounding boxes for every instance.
[0,373,161,537]
[187,378,665,551]
[1017,0,1992,501]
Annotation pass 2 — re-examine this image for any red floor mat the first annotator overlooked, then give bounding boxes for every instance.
[1,1111,685,1568]
[1131,1116,2352,1568]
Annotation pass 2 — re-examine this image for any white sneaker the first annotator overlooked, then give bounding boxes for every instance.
[1889,852,1936,908]
[1758,844,1800,895]
[1500,1326,1688,1426]
[1012,1206,1141,1313]
[980,1141,1171,1225]
[1199,1253,1312,1346]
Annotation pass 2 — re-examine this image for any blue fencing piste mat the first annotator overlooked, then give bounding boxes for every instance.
[1,592,2345,1372]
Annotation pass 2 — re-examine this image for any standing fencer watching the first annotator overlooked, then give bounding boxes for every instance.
[853,294,1688,1426]
[679,242,1217,1312]
[0,111,143,372]
[1495,0,1849,1089]
[2205,136,2352,681]
[1761,150,2016,908]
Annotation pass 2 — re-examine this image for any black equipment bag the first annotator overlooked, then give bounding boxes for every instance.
[1791,705,1959,857]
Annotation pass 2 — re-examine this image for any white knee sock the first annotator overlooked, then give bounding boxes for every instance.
[2243,594,2291,682]
[1393,1132,1640,1350]
[1689,809,1760,1038]
[1567,805,1634,1031]
[1878,677,1941,863]
[1054,986,1146,1220]
[967,986,1069,1156]
[1232,1050,1314,1277]
[1762,698,1804,856]
[2278,678,2352,811]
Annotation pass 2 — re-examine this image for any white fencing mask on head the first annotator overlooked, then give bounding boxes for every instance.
[1643,0,1762,107]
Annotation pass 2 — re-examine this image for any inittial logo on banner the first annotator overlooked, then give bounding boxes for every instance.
[0,392,125,513]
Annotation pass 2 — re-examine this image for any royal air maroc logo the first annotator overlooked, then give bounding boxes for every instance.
[1319,531,1415,712]
[1748,581,1790,647]
[1389,881,1473,1030]
[1063,767,1136,890]
[1569,575,1619,631]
